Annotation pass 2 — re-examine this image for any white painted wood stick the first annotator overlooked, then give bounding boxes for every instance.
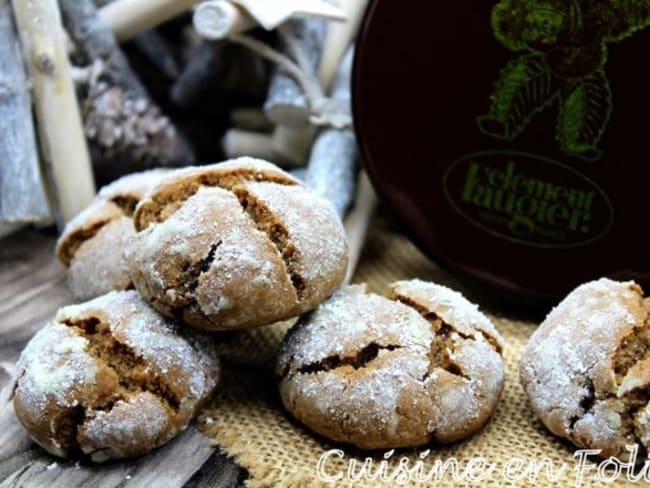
[270,125,316,168]
[264,18,326,127]
[231,107,273,131]
[0,0,51,223]
[12,0,96,226]
[319,0,368,92]
[306,48,357,216]
[99,0,198,42]
[193,0,256,40]
[344,171,377,283]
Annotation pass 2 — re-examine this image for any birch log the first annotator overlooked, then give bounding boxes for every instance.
[305,48,357,216]
[11,0,96,226]
[319,0,368,92]
[193,0,256,40]
[99,0,197,42]
[0,0,50,223]
[263,18,326,127]
[60,0,194,182]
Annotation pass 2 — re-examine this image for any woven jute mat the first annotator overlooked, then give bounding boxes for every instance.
[199,214,637,487]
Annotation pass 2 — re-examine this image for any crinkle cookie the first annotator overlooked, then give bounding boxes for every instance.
[12,291,220,463]
[276,281,505,449]
[125,158,349,331]
[521,278,650,459]
[56,169,169,300]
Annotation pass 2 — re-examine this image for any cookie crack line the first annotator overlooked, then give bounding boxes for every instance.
[53,403,87,459]
[392,293,502,353]
[162,240,223,324]
[58,195,136,266]
[613,304,650,394]
[135,168,299,229]
[233,186,306,301]
[295,342,402,376]
[110,195,139,217]
[391,295,473,382]
[58,218,113,267]
[568,376,595,430]
[61,317,182,413]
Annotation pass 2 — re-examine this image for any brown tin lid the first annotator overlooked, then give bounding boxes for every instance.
[352,0,650,305]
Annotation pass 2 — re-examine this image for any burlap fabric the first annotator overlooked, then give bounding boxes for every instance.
[200,214,638,487]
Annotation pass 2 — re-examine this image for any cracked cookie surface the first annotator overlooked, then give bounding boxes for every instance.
[275,281,505,449]
[520,278,650,460]
[12,291,221,462]
[125,158,349,331]
[56,169,169,301]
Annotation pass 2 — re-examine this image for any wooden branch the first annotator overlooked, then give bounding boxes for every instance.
[11,0,96,226]
[263,18,326,127]
[270,125,316,168]
[222,129,275,161]
[319,0,369,92]
[0,0,51,224]
[193,0,256,40]
[305,48,357,216]
[230,107,272,132]
[171,40,228,108]
[95,0,181,78]
[344,171,377,283]
[264,19,326,127]
[99,0,198,42]
[132,30,181,79]
[60,0,195,182]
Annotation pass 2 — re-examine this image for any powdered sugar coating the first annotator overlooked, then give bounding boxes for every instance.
[241,181,348,297]
[126,158,348,331]
[391,280,504,350]
[68,216,134,299]
[277,283,505,449]
[520,278,650,459]
[97,168,171,202]
[56,169,171,300]
[13,291,221,462]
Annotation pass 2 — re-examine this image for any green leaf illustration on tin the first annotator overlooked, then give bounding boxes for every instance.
[558,71,612,161]
[479,0,650,161]
[477,55,559,141]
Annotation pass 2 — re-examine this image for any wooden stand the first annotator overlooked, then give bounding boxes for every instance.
[11,0,96,225]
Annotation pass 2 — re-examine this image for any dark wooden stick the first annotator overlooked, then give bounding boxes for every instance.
[60,0,195,182]
[171,40,228,108]
[0,0,51,223]
[263,18,326,127]
[132,30,181,79]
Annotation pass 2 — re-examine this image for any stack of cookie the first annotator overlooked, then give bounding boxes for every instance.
[13,157,351,461]
[13,157,650,465]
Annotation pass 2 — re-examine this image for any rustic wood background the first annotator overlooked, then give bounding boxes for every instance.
[0,229,246,488]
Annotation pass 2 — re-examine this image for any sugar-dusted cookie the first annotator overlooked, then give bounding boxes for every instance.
[12,291,221,462]
[56,169,169,300]
[125,158,349,331]
[521,278,650,459]
[276,281,505,449]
